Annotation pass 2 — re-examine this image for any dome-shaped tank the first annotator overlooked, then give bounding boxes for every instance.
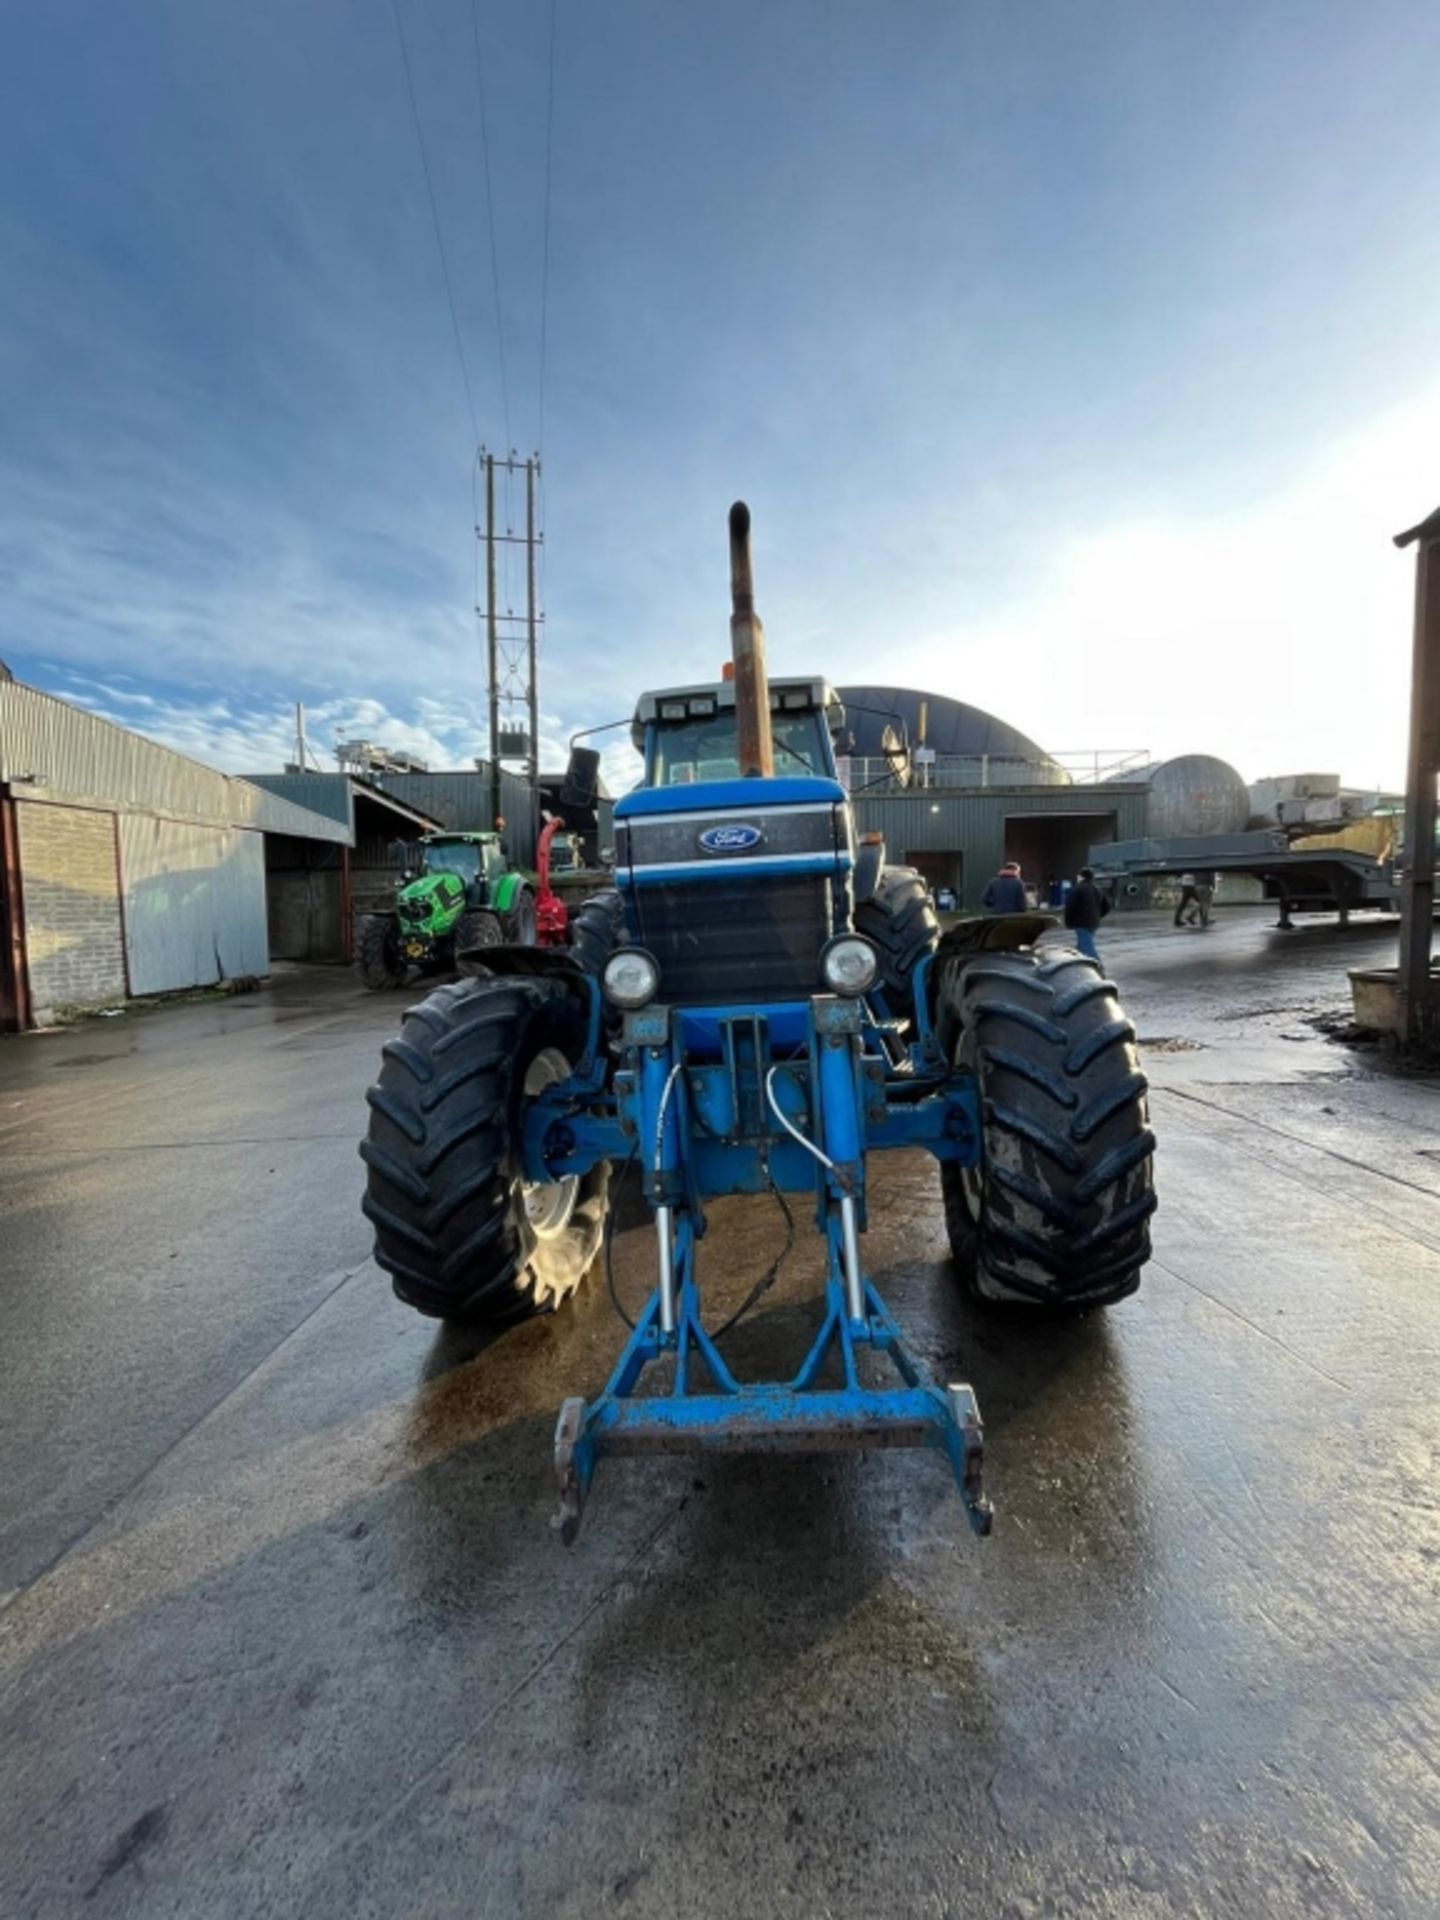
[1120,755,1250,837]
[837,685,1070,786]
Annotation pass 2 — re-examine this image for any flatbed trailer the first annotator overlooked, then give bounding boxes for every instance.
[1090,831,1399,928]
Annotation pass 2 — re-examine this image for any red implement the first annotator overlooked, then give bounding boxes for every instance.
[536,814,571,948]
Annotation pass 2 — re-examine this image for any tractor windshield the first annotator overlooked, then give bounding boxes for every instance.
[423,841,481,883]
[652,710,830,786]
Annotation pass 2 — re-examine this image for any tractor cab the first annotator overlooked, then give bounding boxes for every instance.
[634,677,846,786]
[417,831,508,906]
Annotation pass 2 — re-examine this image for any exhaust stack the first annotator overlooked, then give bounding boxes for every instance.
[728,501,774,778]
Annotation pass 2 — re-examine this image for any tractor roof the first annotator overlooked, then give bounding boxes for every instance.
[631,676,843,749]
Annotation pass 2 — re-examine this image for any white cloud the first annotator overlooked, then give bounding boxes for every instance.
[893,392,1440,790]
[51,675,649,798]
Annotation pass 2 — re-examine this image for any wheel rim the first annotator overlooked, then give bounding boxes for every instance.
[521,1047,580,1239]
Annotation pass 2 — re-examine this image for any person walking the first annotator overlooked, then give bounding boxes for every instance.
[1064,865,1110,965]
[981,860,1028,912]
[1174,872,1200,928]
[1193,871,1215,928]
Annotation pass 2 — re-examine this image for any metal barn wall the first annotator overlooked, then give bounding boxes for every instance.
[119,818,268,993]
[373,769,539,866]
[853,787,1148,909]
[242,772,355,827]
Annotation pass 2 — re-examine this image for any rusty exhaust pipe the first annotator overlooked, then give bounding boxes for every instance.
[728,501,774,778]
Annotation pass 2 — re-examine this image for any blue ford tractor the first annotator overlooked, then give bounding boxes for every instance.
[360,505,1156,1541]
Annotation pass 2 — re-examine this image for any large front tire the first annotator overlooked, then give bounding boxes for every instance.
[360,977,609,1323]
[454,909,503,977]
[567,888,624,978]
[356,915,408,990]
[938,947,1155,1309]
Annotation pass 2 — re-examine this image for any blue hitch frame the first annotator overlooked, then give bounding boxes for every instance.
[543,992,993,1545]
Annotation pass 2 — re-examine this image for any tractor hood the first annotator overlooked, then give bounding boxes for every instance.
[613,777,853,1008]
[613,777,852,886]
[396,870,467,936]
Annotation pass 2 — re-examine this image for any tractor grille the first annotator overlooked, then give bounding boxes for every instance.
[633,874,831,1005]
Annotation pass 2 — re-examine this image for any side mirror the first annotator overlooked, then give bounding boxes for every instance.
[561,745,602,810]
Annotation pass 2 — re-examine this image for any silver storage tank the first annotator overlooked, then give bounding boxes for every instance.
[1120,755,1251,838]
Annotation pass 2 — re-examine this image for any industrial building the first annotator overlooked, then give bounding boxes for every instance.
[0,678,406,1030]
[839,686,1151,906]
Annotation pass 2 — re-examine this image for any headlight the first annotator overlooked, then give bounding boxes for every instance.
[603,947,660,1009]
[820,934,879,996]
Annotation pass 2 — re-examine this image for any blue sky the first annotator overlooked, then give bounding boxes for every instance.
[3,0,1439,790]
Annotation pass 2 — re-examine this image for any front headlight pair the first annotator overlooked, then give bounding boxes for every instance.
[600,934,878,1007]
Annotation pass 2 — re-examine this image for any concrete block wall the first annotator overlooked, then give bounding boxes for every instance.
[16,801,128,1019]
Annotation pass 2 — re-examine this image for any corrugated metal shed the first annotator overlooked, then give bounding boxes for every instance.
[243,772,354,826]
[0,681,349,843]
[854,785,1148,908]
[243,772,442,834]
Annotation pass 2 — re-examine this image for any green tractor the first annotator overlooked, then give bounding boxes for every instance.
[356,830,537,990]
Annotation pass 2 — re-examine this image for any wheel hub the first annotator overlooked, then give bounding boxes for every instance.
[522,1047,580,1240]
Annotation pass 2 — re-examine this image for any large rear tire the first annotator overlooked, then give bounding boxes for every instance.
[356,915,408,990]
[855,866,939,1018]
[567,888,625,978]
[361,977,609,1323]
[506,888,539,947]
[937,947,1155,1309]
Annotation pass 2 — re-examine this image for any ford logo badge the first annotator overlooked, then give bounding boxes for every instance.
[698,823,763,853]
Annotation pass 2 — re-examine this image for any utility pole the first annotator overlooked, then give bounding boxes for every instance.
[484,451,500,828]
[477,448,544,823]
[1394,504,1440,1044]
[525,460,539,786]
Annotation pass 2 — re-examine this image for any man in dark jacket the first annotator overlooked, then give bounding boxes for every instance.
[1064,865,1110,965]
[981,861,1028,913]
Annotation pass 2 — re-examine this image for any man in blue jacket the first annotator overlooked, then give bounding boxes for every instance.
[981,861,1028,913]
[1064,865,1111,965]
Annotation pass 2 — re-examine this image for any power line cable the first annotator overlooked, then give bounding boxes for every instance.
[468,0,513,455]
[390,0,480,446]
[536,0,559,460]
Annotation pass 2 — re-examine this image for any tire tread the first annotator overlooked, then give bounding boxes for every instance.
[939,945,1155,1309]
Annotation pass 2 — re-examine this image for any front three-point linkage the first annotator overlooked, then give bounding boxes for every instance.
[551,997,992,1545]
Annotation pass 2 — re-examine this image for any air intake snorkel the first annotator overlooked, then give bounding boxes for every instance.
[729,501,774,778]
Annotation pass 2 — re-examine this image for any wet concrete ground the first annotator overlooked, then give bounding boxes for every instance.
[1,910,1437,1918]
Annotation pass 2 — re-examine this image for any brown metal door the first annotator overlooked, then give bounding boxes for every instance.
[0,786,32,1031]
